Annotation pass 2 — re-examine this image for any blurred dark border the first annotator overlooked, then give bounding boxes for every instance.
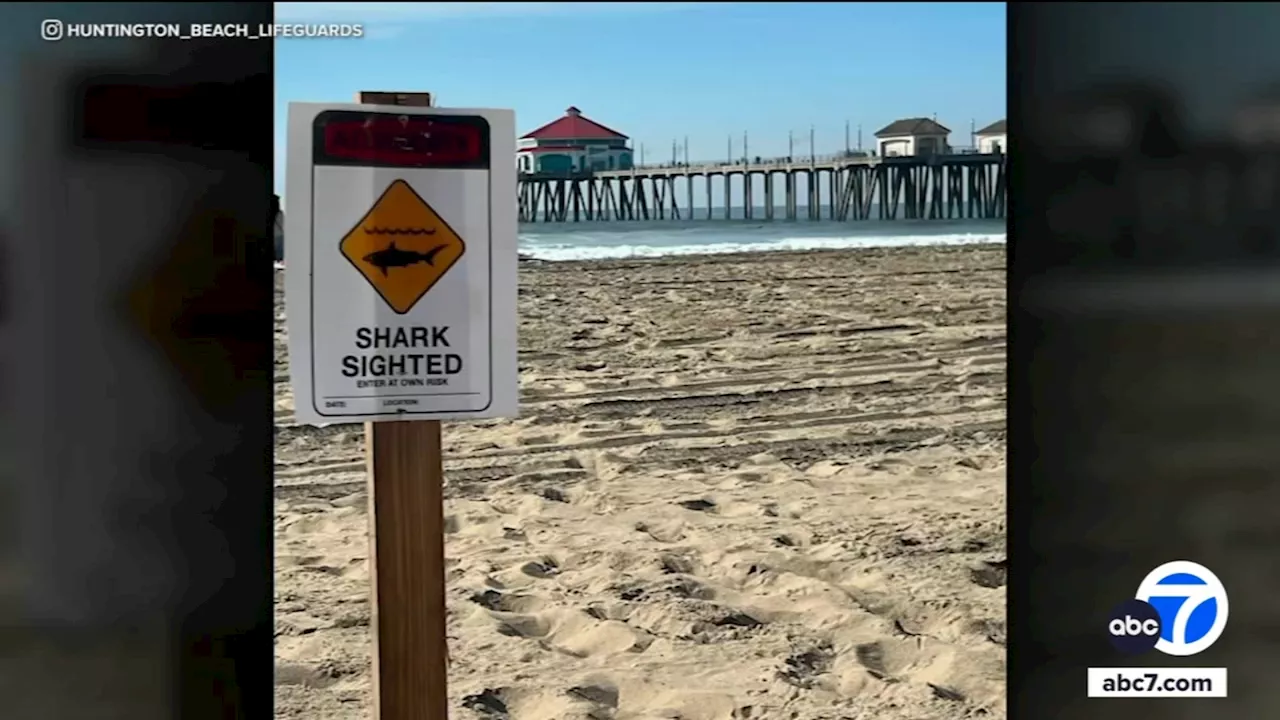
[0,3,274,719]
[1012,4,1280,718]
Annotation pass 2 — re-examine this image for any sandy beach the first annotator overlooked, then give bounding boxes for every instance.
[273,244,1007,720]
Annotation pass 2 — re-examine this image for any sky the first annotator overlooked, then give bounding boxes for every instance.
[274,1,1006,196]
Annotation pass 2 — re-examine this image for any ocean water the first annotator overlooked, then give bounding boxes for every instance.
[274,206,1005,264]
[519,208,1005,262]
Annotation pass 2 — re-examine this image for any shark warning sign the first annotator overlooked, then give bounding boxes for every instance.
[339,179,466,314]
[283,104,518,424]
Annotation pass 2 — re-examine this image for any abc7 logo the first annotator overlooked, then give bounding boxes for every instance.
[1109,562,1229,656]
[1108,599,1162,654]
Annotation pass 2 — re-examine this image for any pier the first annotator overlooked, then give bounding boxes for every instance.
[517,153,1007,223]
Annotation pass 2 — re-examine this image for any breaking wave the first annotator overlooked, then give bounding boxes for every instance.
[519,231,1005,262]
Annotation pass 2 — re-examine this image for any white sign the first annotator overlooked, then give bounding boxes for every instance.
[284,103,518,424]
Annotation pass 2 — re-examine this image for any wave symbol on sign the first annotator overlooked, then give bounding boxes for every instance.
[363,227,436,235]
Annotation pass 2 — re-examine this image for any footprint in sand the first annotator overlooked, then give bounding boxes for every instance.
[658,553,698,575]
[652,576,717,601]
[459,688,508,718]
[552,615,647,658]
[712,610,764,629]
[968,558,1008,588]
[519,433,560,446]
[495,613,551,639]
[678,498,716,512]
[772,530,812,548]
[635,519,685,543]
[854,641,898,682]
[459,686,579,720]
[566,682,618,708]
[778,643,836,689]
[469,589,547,614]
[520,557,561,579]
[274,662,340,689]
[539,487,570,503]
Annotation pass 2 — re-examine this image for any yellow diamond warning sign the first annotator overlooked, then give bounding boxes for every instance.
[339,179,466,314]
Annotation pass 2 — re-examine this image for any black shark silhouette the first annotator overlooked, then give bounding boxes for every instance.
[362,241,446,276]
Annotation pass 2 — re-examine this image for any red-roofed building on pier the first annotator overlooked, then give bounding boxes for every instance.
[517,106,633,174]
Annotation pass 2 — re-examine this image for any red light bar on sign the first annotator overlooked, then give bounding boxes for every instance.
[322,115,483,166]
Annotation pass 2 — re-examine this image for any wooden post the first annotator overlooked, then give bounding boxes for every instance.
[356,91,448,720]
[365,420,448,720]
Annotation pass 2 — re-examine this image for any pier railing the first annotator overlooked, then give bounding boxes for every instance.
[630,151,873,172]
[518,152,1006,223]
[520,146,999,180]
[628,146,991,171]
